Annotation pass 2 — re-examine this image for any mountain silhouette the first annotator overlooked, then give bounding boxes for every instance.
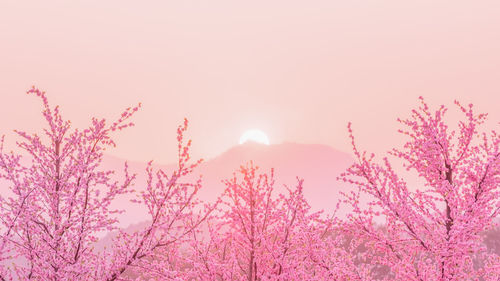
[196,142,354,211]
[102,142,355,229]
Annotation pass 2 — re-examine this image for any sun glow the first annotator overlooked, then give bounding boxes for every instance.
[239,130,270,145]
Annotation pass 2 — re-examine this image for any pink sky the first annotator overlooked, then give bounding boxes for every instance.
[1,0,499,164]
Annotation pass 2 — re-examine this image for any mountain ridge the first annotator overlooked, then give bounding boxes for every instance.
[102,142,355,229]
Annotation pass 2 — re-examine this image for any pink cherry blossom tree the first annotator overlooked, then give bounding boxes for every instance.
[339,97,500,280]
[0,88,213,281]
[98,118,216,281]
[185,162,345,281]
[2,87,138,280]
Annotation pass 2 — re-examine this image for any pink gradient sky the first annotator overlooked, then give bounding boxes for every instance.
[1,1,499,164]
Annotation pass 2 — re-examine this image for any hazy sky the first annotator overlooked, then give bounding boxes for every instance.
[1,0,499,164]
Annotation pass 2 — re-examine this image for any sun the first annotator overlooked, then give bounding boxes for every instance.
[239,129,270,145]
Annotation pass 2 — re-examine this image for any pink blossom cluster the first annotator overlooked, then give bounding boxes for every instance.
[338,97,500,280]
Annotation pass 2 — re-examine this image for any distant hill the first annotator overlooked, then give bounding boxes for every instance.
[102,142,355,229]
[196,142,354,211]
